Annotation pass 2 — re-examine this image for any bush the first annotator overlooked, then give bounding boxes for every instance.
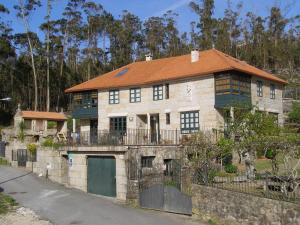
[27,143,37,154]
[42,138,63,149]
[224,164,237,173]
[47,121,57,129]
[265,149,275,159]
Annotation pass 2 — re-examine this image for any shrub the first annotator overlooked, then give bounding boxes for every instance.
[42,138,63,149]
[224,164,237,173]
[47,121,57,129]
[27,143,37,154]
[265,149,275,159]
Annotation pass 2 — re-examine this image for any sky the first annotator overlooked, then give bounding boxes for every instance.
[1,0,300,39]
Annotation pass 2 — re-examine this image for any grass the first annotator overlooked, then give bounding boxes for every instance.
[0,157,9,166]
[255,159,272,172]
[0,193,18,214]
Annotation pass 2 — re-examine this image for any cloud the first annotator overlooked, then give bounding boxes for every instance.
[149,0,191,18]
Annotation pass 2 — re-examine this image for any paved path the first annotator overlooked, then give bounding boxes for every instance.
[0,166,204,225]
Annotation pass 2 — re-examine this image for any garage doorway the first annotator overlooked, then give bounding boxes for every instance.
[87,156,116,197]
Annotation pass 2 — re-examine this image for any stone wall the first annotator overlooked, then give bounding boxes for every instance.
[33,148,68,185]
[192,184,300,225]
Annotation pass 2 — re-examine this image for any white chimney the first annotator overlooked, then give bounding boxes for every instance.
[145,53,153,62]
[191,49,199,63]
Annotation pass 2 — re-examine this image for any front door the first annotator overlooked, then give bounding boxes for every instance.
[87,156,116,197]
[150,114,160,143]
[90,120,98,144]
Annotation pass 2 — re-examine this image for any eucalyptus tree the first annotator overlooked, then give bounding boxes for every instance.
[189,0,215,49]
[143,16,166,58]
[14,0,42,111]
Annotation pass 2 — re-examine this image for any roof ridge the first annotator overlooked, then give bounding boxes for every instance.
[211,49,235,70]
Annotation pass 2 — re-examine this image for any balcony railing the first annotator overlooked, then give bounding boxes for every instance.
[67,128,222,146]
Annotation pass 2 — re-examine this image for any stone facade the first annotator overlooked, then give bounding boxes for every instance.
[251,77,284,124]
[192,184,300,225]
[98,75,221,131]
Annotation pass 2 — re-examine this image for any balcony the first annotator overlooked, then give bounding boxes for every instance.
[66,128,223,147]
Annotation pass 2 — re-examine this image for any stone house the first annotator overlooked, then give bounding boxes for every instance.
[1,108,67,163]
[61,49,287,201]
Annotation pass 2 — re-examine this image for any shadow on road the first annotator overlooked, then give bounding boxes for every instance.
[0,171,32,185]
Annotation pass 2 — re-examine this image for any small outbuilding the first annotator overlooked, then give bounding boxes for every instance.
[14,107,68,142]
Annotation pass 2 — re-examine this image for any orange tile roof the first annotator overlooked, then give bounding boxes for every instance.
[20,111,67,121]
[65,49,287,93]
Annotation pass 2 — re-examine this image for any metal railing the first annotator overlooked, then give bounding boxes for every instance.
[67,128,221,146]
[193,171,300,204]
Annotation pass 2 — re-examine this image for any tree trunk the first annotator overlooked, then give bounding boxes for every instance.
[20,0,38,111]
[46,0,51,111]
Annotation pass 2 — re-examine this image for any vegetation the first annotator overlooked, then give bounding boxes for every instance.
[224,164,237,174]
[0,0,300,119]
[27,143,37,154]
[47,121,57,129]
[42,138,63,149]
[0,193,18,214]
[18,121,25,142]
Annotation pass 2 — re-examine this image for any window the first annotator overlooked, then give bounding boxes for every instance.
[24,119,32,130]
[130,88,141,103]
[180,111,199,134]
[257,81,263,97]
[91,92,98,107]
[153,85,163,101]
[141,156,155,168]
[165,83,169,99]
[110,117,127,134]
[109,90,119,104]
[166,113,170,125]
[215,73,251,96]
[270,84,275,99]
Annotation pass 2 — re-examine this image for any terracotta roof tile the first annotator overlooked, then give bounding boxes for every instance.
[20,111,67,121]
[65,49,287,93]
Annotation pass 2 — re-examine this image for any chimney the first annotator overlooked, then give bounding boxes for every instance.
[145,53,153,62]
[191,49,199,63]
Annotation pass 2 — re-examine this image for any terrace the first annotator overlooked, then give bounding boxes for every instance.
[67,127,223,147]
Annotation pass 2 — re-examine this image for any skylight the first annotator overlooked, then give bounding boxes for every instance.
[115,68,129,77]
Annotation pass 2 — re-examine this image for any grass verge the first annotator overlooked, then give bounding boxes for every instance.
[0,193,18,214]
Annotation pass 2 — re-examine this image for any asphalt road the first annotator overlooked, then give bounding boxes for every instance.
[0,166,204,225]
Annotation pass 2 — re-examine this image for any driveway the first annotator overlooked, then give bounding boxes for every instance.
[0,166,203,225]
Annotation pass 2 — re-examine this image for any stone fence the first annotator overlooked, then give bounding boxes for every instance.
[192,184,300,225]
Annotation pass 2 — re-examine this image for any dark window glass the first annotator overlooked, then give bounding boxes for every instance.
[109,117,127,134]
[130,88,141,103]
[153,85,163,101]
[165,83,169,99]
[180,111,199,134]
[215,73,251,96]
[141,156,155,168]
[109,90,119,104]
[166,113,170,125]
[257,81,263,97]
[270,84,275,99]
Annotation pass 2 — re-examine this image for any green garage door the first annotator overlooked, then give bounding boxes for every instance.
[87,156,116,197]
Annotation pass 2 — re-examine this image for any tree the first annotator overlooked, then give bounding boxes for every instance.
[14,0,41,111]
[45,0,52,111]
[189,0,215,49]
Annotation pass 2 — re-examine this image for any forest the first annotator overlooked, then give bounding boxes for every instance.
[0,0,300,122]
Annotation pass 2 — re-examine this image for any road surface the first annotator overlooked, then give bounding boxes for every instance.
[0,166,203,225]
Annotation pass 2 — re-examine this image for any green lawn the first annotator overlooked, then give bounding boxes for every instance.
[0,193,18,214]
[255,159,272,172]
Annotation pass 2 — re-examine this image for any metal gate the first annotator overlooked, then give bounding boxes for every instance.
[0,141,5,157]
[17,149,27,167]
[139,160,192,215]
[87,156,116,197]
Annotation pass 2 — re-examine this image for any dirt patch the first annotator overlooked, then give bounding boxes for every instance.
[0,207,52,225]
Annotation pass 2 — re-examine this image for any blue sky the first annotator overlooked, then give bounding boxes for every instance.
[2,0,300,39]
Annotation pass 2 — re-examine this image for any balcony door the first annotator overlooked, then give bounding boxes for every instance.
[150,114,160,143]
[90,120,98,144]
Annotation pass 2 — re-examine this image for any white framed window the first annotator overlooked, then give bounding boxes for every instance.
[109,90,119,104]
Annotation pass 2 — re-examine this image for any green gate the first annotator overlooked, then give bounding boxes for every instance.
[87,156,116,197]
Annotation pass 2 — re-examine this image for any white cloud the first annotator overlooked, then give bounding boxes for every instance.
[149,0,191,18]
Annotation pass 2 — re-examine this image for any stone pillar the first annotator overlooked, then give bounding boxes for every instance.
[72,118,76,133]
[116,154,127,201]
